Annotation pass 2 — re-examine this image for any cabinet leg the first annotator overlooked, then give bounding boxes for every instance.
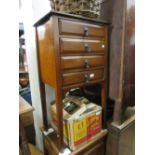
[55,88,63,150]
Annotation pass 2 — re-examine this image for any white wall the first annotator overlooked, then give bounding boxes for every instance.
[20,0,53,151]
[31,0,51,23]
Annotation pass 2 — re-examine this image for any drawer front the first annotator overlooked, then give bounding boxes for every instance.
[60,38,105,53]
[62,69,104,86]
[59,19,106,37]
[61,56,105,70]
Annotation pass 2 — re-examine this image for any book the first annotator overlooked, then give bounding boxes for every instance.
[63,96,89,120]
[65,103,102,150]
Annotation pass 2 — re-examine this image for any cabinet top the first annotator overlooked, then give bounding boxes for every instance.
[34,11,110,27]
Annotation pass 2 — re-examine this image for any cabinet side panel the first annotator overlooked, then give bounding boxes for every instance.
[37,18,56,87]
[122,0,135,107]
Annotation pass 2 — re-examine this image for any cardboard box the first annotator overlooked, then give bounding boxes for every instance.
[50,97,102,150]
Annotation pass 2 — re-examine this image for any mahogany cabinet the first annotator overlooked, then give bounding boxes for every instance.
[34,11,110,155]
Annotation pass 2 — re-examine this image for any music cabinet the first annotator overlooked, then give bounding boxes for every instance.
[34,11,110,155]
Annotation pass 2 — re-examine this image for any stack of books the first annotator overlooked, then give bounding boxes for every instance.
[50,95,102,150]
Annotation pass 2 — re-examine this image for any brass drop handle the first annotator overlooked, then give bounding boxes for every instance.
[85,73,95,83]
[101,40,105,48]
[85,74,89,83]
[84,59,90,68]
[84,43,92,52]
[84,26,89,36]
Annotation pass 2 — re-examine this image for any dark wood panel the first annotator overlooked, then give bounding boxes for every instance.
[61,55,105,70]
[113,0,135,124]
[122,0,135,107]
[60,38,106,53]
[100,0,115,23]
[107,0,125,100]
[100,0,135,125]
[106,115,135,155]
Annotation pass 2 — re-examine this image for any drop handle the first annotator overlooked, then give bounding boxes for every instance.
[84,26,89,36]
[84,43,92,52]
[85,73,95,83]
[85,74,89,83]
[84,59,90,68]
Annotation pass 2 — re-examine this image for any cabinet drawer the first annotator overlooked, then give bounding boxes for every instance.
[60,38,105,53]
[59,19,105,37]
[61,55,105,70]
[62,69,104,86]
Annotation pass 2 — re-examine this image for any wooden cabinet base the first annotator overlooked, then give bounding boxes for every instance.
[43,129,107,155]
[106,116,135,155]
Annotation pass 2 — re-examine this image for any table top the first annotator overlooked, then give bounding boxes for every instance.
[19,95,34,115]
